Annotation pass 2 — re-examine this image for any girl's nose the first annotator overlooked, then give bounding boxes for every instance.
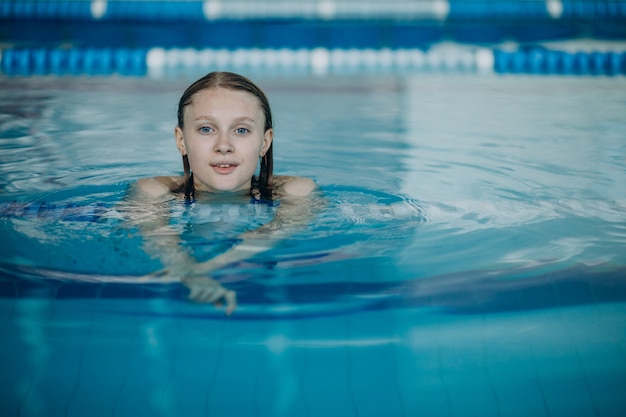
[213,133,233,153]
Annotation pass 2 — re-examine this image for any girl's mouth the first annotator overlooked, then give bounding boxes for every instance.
[211,163,237,174]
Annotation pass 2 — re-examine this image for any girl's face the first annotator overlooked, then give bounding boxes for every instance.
[175,87,273,194]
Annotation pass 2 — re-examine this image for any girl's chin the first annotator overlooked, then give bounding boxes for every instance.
[196,180,250,195]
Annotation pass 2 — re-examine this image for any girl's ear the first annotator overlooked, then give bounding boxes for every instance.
[261,128,273,156]
[175,126,187,155]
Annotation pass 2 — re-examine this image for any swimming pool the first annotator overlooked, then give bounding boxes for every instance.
[1,72,625,416]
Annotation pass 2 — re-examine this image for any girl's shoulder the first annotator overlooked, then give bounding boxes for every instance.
[133,176,184,200]
[273,175,316,197]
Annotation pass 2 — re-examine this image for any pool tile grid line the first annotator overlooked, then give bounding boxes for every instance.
[433,315,454,417]
[344,314,361,417]
[14,285,60,417]
[388,308,408,417]
[546,277,626,417]
[528,342,552,417]
[253,342,264,417]
[475,287,503,417]
[202,318,226,417]
[153,298,185,417]
[298,319,312,417]
[1,46,625,77]
[62,285,104,417]
[515,284,552,417]
[296,314,357,417]
[342,309,408,417]
[0,279,18,357]
[253,311,273,417]
[262,318,307,417]
[110,288,145,417]
[585,273,626,365]
[550,281,601,417]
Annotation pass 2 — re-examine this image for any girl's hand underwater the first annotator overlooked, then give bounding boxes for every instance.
[150,267,237,315]
[183,275,237,315]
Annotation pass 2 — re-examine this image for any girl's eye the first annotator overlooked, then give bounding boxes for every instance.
[235,127,249,135]
[199,126,213,134]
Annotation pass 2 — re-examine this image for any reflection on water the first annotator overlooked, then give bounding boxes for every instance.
[399,76,626,202]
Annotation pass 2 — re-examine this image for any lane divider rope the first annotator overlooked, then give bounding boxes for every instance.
[1,46,624,76]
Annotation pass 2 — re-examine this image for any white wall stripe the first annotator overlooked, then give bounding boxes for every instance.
[432,0,450,20]
[203,0,222,20]
[546,0,563,19]
[197,1,450,20]
[90,0,107,20]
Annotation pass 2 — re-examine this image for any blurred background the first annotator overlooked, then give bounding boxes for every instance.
[1,0,625,77]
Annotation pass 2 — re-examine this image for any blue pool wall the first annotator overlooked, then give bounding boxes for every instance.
[1,0,626,76]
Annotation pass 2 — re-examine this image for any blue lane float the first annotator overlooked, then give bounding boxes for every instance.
[0,0,93,20]
[1,45,625,76]
[0,47,148,76]
[493,47,626,75]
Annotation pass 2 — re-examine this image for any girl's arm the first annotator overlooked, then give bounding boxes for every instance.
[192,193,318,274]
[183,178,318,312]
[191,176,317,273]
[127,175,317,314]
[124,177,238,313]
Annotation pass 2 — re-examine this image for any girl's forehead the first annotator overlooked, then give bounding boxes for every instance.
[184,87,264,124]
[190,88,261,110]
[182,87,268,129]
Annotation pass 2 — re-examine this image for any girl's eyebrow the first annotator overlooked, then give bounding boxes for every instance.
[193,115,216,122]
[233,117,256,124]
[193,116,256,124]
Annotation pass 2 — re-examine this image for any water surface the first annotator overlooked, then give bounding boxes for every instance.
[1,74,625,417]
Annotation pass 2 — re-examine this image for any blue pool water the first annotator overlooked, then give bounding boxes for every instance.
[1,74,626,416]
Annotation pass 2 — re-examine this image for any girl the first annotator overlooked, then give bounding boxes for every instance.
[132,72,316,314]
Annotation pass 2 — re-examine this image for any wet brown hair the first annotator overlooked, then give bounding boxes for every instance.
[177,71,274,202]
